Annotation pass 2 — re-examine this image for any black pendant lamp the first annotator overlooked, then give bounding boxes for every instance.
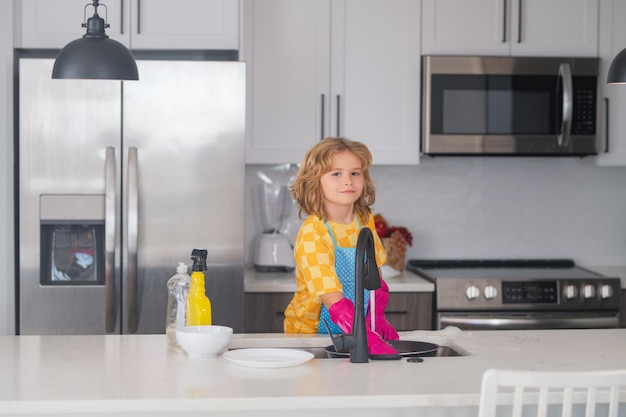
[607,48,626,84]
[52,0,138,80]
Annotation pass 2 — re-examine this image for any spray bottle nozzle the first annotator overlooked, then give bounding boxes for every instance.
[190,249,208,272]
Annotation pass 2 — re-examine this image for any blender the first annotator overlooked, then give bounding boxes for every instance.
[253,180,295,272]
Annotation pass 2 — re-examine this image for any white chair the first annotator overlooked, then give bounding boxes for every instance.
[478,368,626,417]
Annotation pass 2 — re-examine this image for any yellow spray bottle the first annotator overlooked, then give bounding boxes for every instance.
[186,249,212,325]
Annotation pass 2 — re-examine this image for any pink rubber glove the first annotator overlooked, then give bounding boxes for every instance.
[366,278,400,341]
[329,298,398,355]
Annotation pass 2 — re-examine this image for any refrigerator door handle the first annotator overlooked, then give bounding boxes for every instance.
[127,147,139,333]
[105,147,117,333]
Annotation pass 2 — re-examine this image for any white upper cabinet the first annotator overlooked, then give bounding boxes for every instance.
[596,0,626,166]
[15,0,239,50]
[243,0,421,165]
[422,0,599,57]
[335,0,421,165]
[15,0,129,48]
[242,0,329,165]
[128,0,238,50]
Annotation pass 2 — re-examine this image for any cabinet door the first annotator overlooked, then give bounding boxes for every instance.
[596,0,626,166]
[15,0,237,50]
[244,0,420,165]
[243,0,331,164]
[510,0,598,57]
[421,0,509,56]
[422,0,598,57]
[244,293,293,333]
[333,0,420,165]
[386,292,433,331]
[15,0,130,48]
[129,0,238,49]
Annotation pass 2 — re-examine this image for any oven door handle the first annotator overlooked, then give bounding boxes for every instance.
[439,314,618,330]
[557,62,573,148]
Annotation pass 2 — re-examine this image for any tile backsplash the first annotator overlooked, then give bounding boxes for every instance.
[245,157,626,268]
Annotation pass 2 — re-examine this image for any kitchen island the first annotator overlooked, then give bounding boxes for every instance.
[1,329,625,417]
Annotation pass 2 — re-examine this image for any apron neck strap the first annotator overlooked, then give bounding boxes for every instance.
[324,215,362,247]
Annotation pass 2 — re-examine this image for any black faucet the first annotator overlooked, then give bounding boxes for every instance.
[330,227,382,363]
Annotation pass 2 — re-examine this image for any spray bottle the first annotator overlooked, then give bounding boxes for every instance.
[186,249,212,325]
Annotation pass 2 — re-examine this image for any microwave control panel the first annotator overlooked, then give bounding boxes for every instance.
[572,77,597,135]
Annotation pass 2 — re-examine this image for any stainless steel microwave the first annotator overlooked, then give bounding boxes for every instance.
[422,56,600,156]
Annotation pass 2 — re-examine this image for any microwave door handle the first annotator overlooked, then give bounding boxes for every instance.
[557,63,573,147]
[105,147,117,333]
[127,147,139,333]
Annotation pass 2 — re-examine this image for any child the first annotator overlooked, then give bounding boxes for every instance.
[283,137,399,355]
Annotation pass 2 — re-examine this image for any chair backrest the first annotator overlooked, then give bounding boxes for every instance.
[478,368,626,417]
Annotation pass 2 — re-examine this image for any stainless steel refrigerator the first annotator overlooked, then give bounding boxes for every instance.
[18,58,246,335]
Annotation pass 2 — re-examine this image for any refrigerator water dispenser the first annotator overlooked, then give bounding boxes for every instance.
[39,194,105,286]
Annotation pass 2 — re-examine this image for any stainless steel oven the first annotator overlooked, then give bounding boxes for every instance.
[422,56,600,156]
[407,259,621,330]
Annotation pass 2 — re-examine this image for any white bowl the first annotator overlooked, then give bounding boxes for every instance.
[176,325,233,358]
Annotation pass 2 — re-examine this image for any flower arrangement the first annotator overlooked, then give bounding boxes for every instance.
[374,214,413,272]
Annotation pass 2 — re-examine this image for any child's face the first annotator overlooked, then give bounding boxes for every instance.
[320,150,364,213]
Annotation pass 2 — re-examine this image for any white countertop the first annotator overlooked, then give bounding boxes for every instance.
[2,329,625,417]
[245,264,626,293]
[245,267,435,293]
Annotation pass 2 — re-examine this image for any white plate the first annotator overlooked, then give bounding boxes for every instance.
[222,348,315,368]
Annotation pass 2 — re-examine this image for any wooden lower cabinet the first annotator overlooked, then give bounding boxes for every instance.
[244,293,293,333]
[244,292,433,333]
[386,292,433,331]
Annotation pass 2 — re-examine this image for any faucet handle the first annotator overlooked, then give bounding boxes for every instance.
[358,227,382,291]
[365,259,381,290]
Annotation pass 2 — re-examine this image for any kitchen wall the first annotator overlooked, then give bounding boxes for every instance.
[1,1,14,336]
[245,157,626,269]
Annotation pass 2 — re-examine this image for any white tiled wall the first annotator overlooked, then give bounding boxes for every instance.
[245,157,626,268]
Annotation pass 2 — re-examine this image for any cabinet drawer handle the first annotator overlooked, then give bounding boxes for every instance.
[336,95,341,136]
[502,0,507,43]
[605,97,610,153]
[517,0,522,43]
[120,0,124,34]
[137,0,141,34]
[320,94,325,140]
[385,310,408,315]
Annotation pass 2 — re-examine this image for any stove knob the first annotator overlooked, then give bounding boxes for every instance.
[582,284,596,299]
[600,284,614,299]
[483,285,498,300]
[563,285,578,299]
[465,285,480,300]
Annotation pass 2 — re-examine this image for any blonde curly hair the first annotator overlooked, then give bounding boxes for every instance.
[291,137,375,223]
